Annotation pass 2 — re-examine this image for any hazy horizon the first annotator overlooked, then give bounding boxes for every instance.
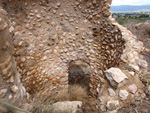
[112,0,150,6]
[112,4,150,6]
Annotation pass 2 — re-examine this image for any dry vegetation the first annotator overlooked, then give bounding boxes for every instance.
[49,85,88,102]
[30,85,88,113]
[125,23,150,45]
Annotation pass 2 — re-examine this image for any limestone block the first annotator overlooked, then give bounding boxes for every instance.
[128,84,137,94]
[105,68,128,88]
[129,64,139,71]
[106,100,119,111]
[50,101,82,113]
[119,90,129,100]
[129,71,135,76]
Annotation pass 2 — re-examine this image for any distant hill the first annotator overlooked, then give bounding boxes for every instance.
[111,5,150,12]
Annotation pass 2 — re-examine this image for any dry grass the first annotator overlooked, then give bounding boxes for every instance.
[34,85,88,105]
[31,85,88,113]
[54,85,88,102]
[68,85,88,101]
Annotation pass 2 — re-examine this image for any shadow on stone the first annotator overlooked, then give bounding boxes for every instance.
[68,60,91,90]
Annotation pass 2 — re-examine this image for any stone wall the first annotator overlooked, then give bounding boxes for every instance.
[78,0,125,96]
[0,0,125,99]
[0,8,27,102]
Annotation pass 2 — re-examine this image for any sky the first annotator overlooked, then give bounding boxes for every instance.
[112,0,150,6]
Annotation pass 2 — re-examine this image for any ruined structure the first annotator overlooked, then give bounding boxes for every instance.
[0,1,148,112]
[0,0,125,100]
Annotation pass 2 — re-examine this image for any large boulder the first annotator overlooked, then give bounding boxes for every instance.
[105,68,128,88]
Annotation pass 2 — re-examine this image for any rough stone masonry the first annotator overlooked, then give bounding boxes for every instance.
[0,8,27,102]
[0,0,145,105]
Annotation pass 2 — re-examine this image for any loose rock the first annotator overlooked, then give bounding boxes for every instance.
[105,68,128,88]
[108,88,116,97]
[128,84,138,94]
[119,90,129,100]
[100,104,107,112]
[106,100,119,111]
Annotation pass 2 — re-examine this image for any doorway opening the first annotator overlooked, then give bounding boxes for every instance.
[68,60,91,90]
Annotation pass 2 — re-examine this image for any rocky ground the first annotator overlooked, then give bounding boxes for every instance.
[125,23,150,70]
[118,23,150,113]
[77,22,150,113]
